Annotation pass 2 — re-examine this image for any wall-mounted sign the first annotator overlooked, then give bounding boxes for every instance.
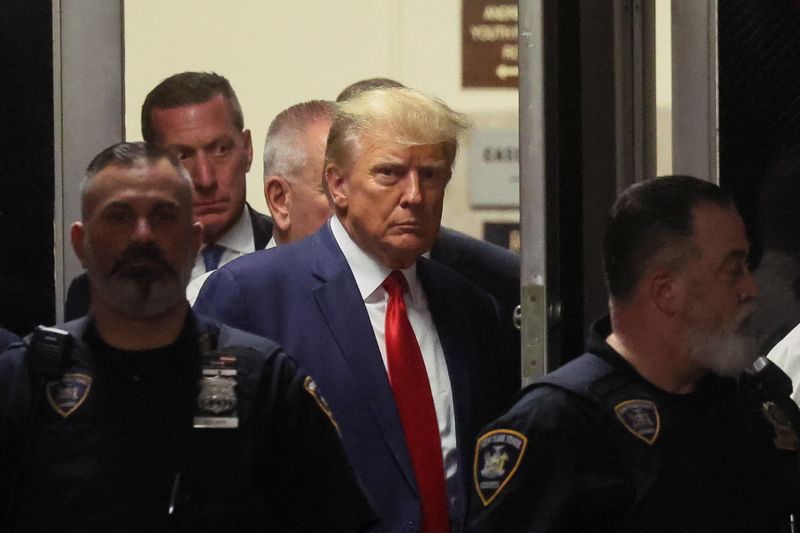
[462,1,519,88]
[468,129,519,207]
[484,222,521,253]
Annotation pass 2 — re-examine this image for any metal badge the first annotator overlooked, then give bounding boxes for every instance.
[614,399,661,445]
[46,373,92,418]
[194,353,239,429]
[762,401,798,452]
[473,429,528,506]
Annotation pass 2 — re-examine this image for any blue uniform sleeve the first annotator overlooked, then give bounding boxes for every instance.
[252,348,377,531]
[0,344,33,528]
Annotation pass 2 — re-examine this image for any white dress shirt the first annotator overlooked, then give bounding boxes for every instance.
[768,321,800,405]
[186,224,276,306]
[190,207,256,281]
[330,216,460,514]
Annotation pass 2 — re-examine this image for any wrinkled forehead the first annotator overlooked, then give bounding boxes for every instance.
[350,126,456,166]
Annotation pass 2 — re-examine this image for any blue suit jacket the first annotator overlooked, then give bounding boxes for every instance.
[195,222,517,532]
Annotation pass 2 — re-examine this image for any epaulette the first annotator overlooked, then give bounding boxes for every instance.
[28,326,72,378]
[534,352,615,397]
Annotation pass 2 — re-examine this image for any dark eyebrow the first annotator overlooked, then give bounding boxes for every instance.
[727,250,748,261]
[205,135,235,150]
[152,200,181,210]
[102,200,132,211]
[720,249,749,269]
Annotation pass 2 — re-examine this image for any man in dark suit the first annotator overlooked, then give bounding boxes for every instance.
[65,72,272,320]
[430,228,520,379]
[338,78,521,381]
[196,87,518,532]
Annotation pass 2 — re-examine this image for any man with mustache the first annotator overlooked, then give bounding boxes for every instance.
[468,175,800,532]
[64,72,273,320]
[0,142,374,531]
[196,87,518,532]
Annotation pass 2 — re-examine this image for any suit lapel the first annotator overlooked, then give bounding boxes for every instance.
[417,259,474,476]
[310,224,419,495]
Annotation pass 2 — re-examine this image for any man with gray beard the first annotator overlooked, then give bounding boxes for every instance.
[0,142,374,532]
[468,175,800,533]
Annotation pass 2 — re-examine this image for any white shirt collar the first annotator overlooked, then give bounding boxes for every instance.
[208,206,254,254]
[265,236,277,250]
[330,216,420,303]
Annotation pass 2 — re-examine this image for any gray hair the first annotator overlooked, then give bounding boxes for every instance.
[263,100,334,184]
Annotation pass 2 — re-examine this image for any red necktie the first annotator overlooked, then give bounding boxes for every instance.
[382,270,450,533]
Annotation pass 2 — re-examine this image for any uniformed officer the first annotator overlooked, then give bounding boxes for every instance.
[0,142,375,532]
[468,175,800,532]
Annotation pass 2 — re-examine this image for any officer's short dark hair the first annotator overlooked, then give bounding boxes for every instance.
[81,142,189,218]
[604,175,736,301]
[141,71,244,143]
[85,141,179,178]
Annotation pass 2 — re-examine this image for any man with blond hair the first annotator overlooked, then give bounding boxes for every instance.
[196,88,517,532]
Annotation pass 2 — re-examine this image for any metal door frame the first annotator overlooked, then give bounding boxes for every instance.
[52,0,124,321]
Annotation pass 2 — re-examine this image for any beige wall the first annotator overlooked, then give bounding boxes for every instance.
[124,0,520,239]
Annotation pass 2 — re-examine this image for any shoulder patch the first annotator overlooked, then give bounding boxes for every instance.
[614,399,660,445]
[303,376,340,435]
[46,373,92,418]
[473,429,528,506]
[762,401,798,451]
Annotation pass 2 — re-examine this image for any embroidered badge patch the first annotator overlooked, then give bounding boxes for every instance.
[304,376,340,434]
[46,373,92,418]
[473,429,528,506]
[614,399,660,445]
[762,401,798,452]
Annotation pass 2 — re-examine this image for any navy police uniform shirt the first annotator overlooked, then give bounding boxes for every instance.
[467,317,800,533]
[0,313,375,532]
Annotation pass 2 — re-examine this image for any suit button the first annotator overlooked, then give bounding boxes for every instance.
[405,521,416,530]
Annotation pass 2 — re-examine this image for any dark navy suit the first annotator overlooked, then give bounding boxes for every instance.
[431,228,520,386]
[194,222,517,532]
